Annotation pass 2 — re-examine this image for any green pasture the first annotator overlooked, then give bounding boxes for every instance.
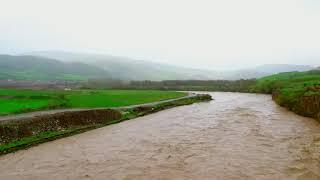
[0,89,187,115]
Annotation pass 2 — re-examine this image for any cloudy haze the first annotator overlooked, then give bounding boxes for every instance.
[1,0,320,70]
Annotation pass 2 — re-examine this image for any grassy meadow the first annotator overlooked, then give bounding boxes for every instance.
[251,70,320,100]
[0,89,187,116]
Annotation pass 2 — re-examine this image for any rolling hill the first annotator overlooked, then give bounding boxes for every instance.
[0,55,109,81]
[0,52,316,81]
[254,64,313,74]
[26,51,218,80]
[26,51,315,80]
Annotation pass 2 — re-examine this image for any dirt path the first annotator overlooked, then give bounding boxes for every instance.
[0,92,319,180]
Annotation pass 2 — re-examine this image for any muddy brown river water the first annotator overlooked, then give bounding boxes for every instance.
[0,92,320,180]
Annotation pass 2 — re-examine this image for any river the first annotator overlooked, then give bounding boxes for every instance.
[0,92,319,180]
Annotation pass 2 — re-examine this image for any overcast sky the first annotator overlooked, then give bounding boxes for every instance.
[1,0,320,70]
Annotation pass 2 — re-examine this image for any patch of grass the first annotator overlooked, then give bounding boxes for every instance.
[65,90,186,108]
[0,99,52,116]
[0,89,187,116]
[251,70,320,95]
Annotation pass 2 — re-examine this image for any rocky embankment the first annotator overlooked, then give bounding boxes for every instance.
[0,109,121,145]
[272,92,320,121]
[298,95,320,120]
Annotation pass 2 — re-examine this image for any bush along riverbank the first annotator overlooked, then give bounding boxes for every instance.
[251,70,320,121]
[0,93,212,155]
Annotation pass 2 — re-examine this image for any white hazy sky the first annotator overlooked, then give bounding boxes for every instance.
[0,0,320,69]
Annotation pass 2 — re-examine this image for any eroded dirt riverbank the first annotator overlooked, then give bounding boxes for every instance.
[0,92,319,180]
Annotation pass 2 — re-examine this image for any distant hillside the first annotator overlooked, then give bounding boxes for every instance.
[7,51,312,81]
[0,55,109,81]
[254,64,313,74]
[26,51,218,80]
[26,51,315,81]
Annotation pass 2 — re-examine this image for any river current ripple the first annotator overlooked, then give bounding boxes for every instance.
[0,92,319,180]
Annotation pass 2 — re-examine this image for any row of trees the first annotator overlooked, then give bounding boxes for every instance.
[84,78,257,92]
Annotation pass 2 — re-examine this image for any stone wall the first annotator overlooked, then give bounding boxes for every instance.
[298,95,320,120]
[0,109,121,144]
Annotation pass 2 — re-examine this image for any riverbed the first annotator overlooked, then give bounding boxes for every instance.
[0,92,319,180]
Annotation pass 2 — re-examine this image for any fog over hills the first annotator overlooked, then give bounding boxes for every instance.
[21,51,314,81]
[2,1,320,71]
[254,64,313,74]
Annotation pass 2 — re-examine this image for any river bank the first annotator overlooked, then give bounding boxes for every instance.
[0,93,212,155]
[251,70,320,122]
[0,92,319,179]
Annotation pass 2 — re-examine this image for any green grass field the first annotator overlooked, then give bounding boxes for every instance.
[0,89,187,116]
[251,70,320,99]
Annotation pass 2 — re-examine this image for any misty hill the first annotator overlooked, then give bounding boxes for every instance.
[26,51,315,80]
[0,55,109,81]
[0,51,310,81]
[26,51,218,80]
[254,64,313,74]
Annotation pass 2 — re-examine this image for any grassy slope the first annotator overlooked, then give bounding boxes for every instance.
[251,70,320,118]
[252,70,320,93]
[0,89,187,116]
